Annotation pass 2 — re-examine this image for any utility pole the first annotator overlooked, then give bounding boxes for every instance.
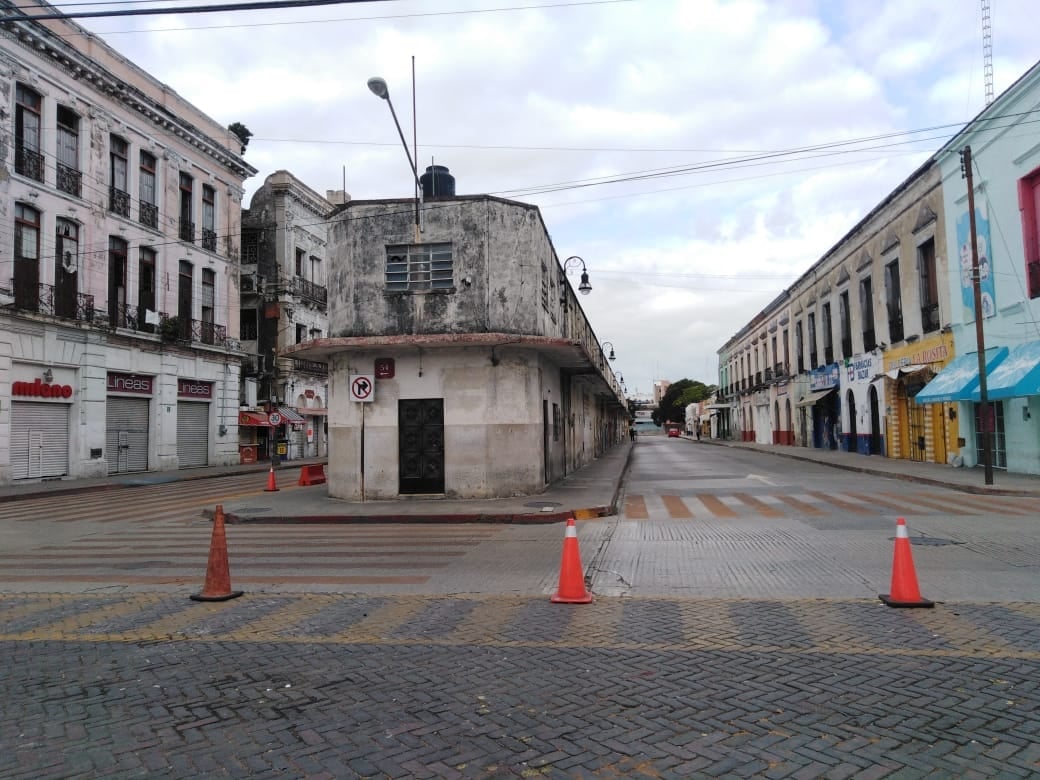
[961,145,994,485]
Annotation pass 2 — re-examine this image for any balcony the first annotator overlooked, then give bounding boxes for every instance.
[764,367,773,382]
[179,219,195,243]
[15,145,44,182]
[292,276,328,307]
[755,371,763,386]
[921,303,940,333]
[773,363,785,379]
[863,329,876,351]
[109,186,131,218]
[159,315,227,347]
[56,163,81,197]
[106,302,162,334]
[292,358,329,376]
[11,280,94,323]
[139,202,158,230]
[201,228,217,252]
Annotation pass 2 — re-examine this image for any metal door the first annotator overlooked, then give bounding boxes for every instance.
[176,401,210,468]
[399,399,444,494]
[975,402,1007,470]
[106,396,150,474]
[907,396,926,462]
[11,402,70,479]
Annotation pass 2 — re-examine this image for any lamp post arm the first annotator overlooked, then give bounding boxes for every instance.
[384,96,422,189]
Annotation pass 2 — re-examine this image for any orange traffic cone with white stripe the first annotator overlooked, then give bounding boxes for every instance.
[879,517,933,608]
[551,518,593,604]
[190,505,243,602]
[264,464,279,492]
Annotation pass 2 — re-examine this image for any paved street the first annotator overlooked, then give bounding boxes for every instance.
[2,439,1039,777]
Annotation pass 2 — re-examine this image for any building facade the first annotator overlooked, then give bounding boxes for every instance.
[0,0,255,484]
[239,171,342,463]
[289,168,628,500]
[916,60,1040,475]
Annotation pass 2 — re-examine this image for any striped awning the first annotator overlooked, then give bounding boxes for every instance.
[277,406,307,424]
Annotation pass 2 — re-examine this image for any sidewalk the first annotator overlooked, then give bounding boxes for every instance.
[2,434,1037,522]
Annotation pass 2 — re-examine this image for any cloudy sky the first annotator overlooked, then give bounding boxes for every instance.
[78,0,1037,399]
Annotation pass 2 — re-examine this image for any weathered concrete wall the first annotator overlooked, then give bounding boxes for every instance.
[327,346,554,500]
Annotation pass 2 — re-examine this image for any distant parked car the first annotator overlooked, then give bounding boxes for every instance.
[667,428,681,438]
[665,424,681,438]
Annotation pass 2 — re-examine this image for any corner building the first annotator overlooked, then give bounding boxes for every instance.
[0,0,256,484]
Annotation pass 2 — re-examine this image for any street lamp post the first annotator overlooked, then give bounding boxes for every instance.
[367,76,423,235]
[600,341,617,362]
[562,255,592,295]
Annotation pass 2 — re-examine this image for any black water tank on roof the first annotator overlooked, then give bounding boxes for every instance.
[420,165,455,199]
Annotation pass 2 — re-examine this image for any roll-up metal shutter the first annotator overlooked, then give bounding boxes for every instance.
[176,401,210,468]
[11,402,70,480]
[106,397,151,474]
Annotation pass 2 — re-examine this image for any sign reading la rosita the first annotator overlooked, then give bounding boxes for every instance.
[178,378,213,399]
[107,372,154,395]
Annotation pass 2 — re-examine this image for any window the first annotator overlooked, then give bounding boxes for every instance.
[839,291,852,358]
[138,247,156,328]
[295,248,305,277]
[15,84,43,181]
[807,312,818,367]
[1020,169,1040,299]
[56,106,81,197]
[109,136,130,217]
[795,321,804,373]
[552,403,561,442]
[202,185,216,251]
[14,203,41,310]
[541,261,549,310]
[179,173,194,242]
[178,260,194,338]
[781,328,789,375]
[310,256,323,286]
[55,218,80,319]
[917,238,939,332]
[139,152,158,229]
[860,277,876,351]
[201,268,215,344]
[822,302,833,364]
[386,243,453,291]
[242,231,260,264]
[108,237,128,327]
[296,323,307,344]
[885,259,903,343]
[240,309,258,340]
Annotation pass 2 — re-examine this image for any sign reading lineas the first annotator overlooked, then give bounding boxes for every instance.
[350,374,375,403]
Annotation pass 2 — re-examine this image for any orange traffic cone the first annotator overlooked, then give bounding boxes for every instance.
[264,464,279,492]
[879,517,933,608]
[551,518,593,604]
[190,505,243,602]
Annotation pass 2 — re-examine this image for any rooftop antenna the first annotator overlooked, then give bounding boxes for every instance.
[981,0,994,105]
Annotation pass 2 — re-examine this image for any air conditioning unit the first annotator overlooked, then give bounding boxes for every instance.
[240,273,256,293]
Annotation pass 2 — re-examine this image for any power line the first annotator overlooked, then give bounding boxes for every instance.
[0,0,391,22]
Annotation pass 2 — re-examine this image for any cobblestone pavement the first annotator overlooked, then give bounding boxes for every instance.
[3,593,1039,778]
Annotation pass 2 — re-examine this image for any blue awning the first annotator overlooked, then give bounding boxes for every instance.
[914,347,1009,404]
[970,340,1040,401]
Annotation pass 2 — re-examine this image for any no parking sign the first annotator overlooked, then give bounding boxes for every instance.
[350,375,375,403]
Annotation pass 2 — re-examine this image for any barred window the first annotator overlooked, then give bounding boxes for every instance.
[386,243,453,292]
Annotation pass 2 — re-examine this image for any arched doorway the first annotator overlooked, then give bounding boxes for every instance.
[869,385,882,455]
[846,389,858,453]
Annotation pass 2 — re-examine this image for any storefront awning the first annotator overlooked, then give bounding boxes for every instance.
[970,340,1040,401]
[885,364,928,380]
[277,406,307,424]
[238,411,271,427]
[795,388,835,407]
[914,347,1009,404]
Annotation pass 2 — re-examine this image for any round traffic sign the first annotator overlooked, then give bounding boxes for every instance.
[268,412,282,425]
[351,376,373,400]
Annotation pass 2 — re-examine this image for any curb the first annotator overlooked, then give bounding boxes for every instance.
[211,506,612,525]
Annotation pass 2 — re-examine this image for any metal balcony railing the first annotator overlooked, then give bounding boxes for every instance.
[11,280,94,322]
[160,315,227,347]
[179,219,195,243]
[15,145,44,181]
[201,228,217,252]
[921,303,940,333]
[888,317,904,344]
[139,202,158,230]
[292,276,328,307]
[106,302,163,334]
[764,367,773,382]
[109,186,130,217]
[56,163,81,197]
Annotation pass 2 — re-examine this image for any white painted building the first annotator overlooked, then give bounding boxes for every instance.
[0,0,256,484]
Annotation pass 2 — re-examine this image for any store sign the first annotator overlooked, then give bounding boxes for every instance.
[178,379,213,399]
[107,372,153,395]
[12,379,73,399]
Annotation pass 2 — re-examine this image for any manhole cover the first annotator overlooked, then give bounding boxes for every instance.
[524,501,562,509]
[907,537,963,547]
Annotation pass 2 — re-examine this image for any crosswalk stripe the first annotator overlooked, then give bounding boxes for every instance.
[624,495,649,519]
[733,493,785,518]
[916,492,1027,516]
[697,495,738,518]
[661,495,693,518]
[773,494,827,515]
[879,492,982,514]
[806,491,871,514]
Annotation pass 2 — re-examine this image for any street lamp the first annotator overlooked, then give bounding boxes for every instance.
[562,255,592,295]
[601,341,616,361]
[367,76,423,230]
